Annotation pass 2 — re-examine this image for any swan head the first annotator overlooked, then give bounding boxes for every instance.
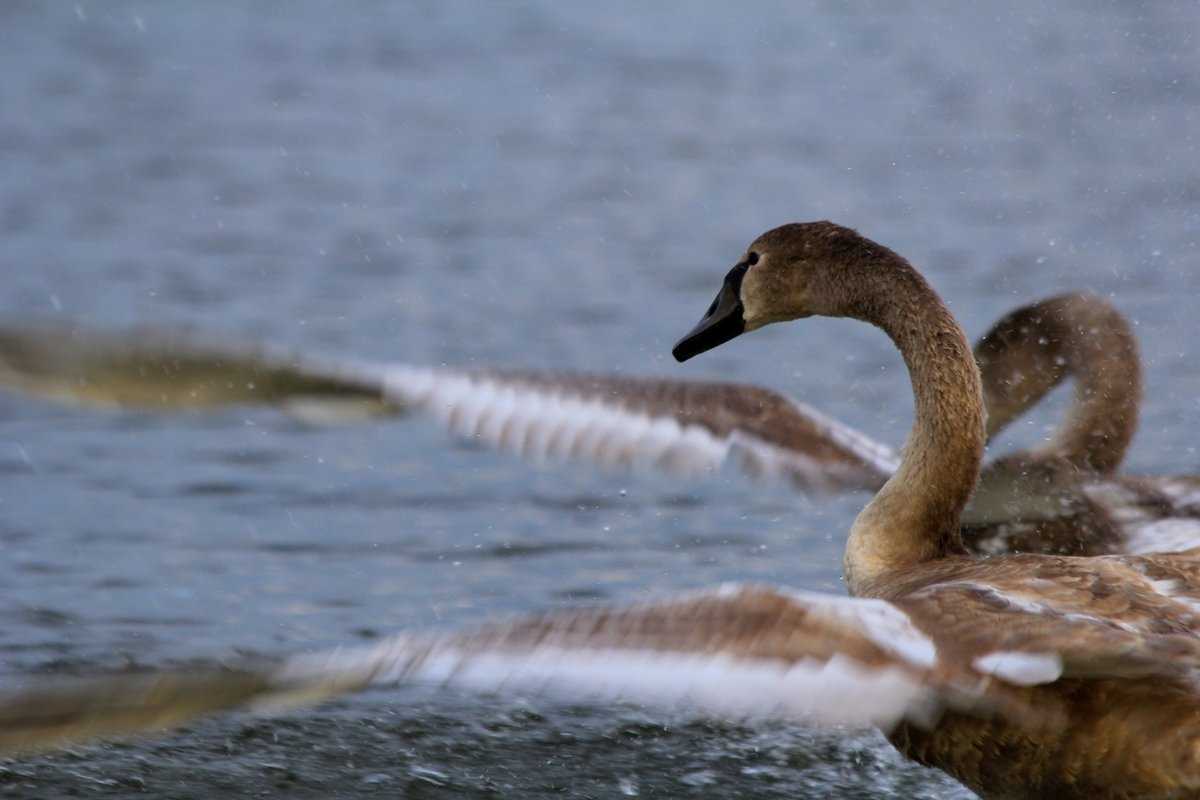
[673,221,876,362]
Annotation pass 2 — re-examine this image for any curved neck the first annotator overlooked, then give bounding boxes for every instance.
[840,262,986,597]
[1039,296,1141,474]
[976,294,1141,474]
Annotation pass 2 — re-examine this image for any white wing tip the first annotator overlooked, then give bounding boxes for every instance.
[972,651,1064,686]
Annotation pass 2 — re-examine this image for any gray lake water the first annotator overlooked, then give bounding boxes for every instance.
[1,2,1198,797]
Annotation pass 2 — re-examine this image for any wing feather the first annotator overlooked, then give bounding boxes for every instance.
[0,584,957,753]
[8,571,1197,755]
[0,325,894,492]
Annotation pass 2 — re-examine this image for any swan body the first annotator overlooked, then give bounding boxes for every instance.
[671,221,1200,797]
[0,293,1195,556]
[960,293,1189,557]
[2,222,1199,799]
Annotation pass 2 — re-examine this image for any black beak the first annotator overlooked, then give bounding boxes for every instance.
[672,264,749,362]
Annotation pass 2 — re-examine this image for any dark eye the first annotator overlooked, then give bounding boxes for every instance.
[746,252,759,266]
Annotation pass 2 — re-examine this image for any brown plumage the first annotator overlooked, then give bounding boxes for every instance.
[671,221,1200,797]
[1,222,1200,800]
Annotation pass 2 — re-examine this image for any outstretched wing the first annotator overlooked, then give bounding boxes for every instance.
[0,584,976,753]
[0,324,896,492]
[11,564,1200,755]
[0,324,388,420]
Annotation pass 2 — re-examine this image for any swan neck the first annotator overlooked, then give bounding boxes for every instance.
[977,294,1141,474]
[1043,300,1142,473]
[843,264,985,597]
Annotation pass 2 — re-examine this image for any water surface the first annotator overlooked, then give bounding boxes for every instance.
[1,3,1198,797]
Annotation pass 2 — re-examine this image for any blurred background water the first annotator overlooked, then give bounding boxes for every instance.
[0,2,1197,797]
